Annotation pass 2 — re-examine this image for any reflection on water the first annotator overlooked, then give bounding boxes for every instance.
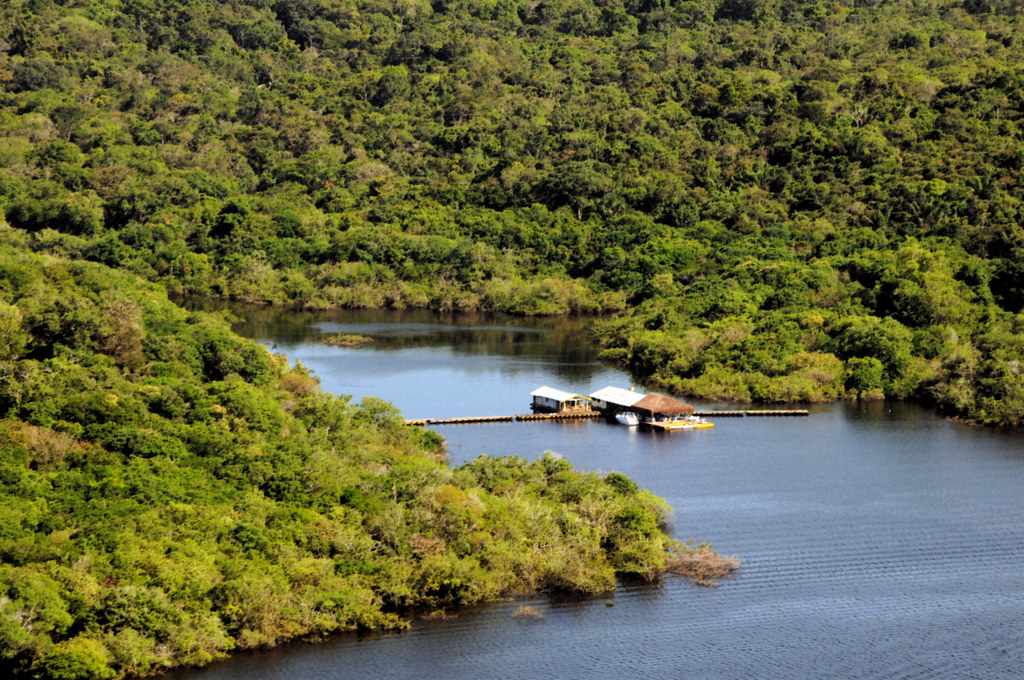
[198,304,631,418]
[184,302,611,394]
[167,304,1024,680]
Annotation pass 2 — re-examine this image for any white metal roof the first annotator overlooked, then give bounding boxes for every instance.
[588,386,646,407]
[530,386,586,402]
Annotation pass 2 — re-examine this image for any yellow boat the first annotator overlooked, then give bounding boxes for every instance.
[643,415,715,431]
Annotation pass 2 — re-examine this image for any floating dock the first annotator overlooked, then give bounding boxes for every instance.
[406,409,807,425]
[406,412,601,426]
[405,415,514,426]
[404,383,811,426]
[694,410,809,417]
[516,411,603,422]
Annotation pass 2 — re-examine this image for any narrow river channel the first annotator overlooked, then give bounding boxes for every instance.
[168,306,1024,679]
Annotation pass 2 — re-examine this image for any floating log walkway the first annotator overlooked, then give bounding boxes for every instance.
[404,415,514,426]
[406,409,806,426]
[694,410,809,417]
[517,411,603,422]
[406,412,601,426]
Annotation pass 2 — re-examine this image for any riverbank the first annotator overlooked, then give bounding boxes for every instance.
[0,251,736,680]
[185,294,1022,430]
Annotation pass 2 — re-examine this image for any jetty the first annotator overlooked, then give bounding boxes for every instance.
[404,415,514,426]
[405,412,602,426]
[404,384,808,426]
[517,411,603,421]
[694,410,809,417]
[405,409,807,426]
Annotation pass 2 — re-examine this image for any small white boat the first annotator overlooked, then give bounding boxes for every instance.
[615,412,640,427]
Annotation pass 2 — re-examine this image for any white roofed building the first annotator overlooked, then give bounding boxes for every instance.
[588,386,646,413]
[530,386,592,413]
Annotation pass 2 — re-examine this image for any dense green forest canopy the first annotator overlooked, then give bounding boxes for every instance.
[0,0,1023,425]
[0,244,690,678]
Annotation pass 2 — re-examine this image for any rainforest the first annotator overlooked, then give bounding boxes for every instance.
[0,0,1023,676]
[1,0,1024,424]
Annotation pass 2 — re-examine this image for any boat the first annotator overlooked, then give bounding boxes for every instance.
[615,411,640,427]
[643,414,714,431]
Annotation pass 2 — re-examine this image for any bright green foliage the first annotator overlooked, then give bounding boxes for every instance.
[845,357,886,399]
[0,248,677,678]
[32,637,115,680]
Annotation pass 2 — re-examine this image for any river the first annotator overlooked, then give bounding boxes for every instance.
[168,307,1024,679]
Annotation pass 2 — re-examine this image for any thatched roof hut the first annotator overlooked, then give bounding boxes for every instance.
[630,393,695,417]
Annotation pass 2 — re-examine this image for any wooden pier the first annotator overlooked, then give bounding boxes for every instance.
[406,409,807,425]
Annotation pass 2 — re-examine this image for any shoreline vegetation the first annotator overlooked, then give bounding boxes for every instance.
[0,247,733,680]
[191,289,1021,428]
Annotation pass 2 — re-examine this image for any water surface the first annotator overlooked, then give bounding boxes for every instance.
[169,307,1024,679]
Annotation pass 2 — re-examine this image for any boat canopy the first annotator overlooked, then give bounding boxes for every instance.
[588,386,646,408]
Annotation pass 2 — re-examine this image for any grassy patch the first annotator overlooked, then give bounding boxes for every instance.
[322,333,375,348]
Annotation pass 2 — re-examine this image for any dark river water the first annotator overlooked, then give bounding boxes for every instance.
[169,307,1024,679]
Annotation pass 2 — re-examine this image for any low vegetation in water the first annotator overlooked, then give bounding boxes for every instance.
[665,543,741,587]
[0,248,722,679]
[512,605,543,619]
[321,333,374,348]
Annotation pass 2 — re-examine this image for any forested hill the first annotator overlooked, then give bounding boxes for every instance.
[1,0,1023,425]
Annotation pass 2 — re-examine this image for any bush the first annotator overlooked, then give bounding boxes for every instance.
[12,60,68,92]
[33,637,115,680]
[845,356,886,397]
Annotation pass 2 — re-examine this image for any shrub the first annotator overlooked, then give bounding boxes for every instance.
[32,636,115,680]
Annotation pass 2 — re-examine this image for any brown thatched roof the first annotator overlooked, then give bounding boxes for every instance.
[631,393,694,416]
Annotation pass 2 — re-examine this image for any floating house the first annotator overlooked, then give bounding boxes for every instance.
[588,386,646,414]
[530,386,592,413]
